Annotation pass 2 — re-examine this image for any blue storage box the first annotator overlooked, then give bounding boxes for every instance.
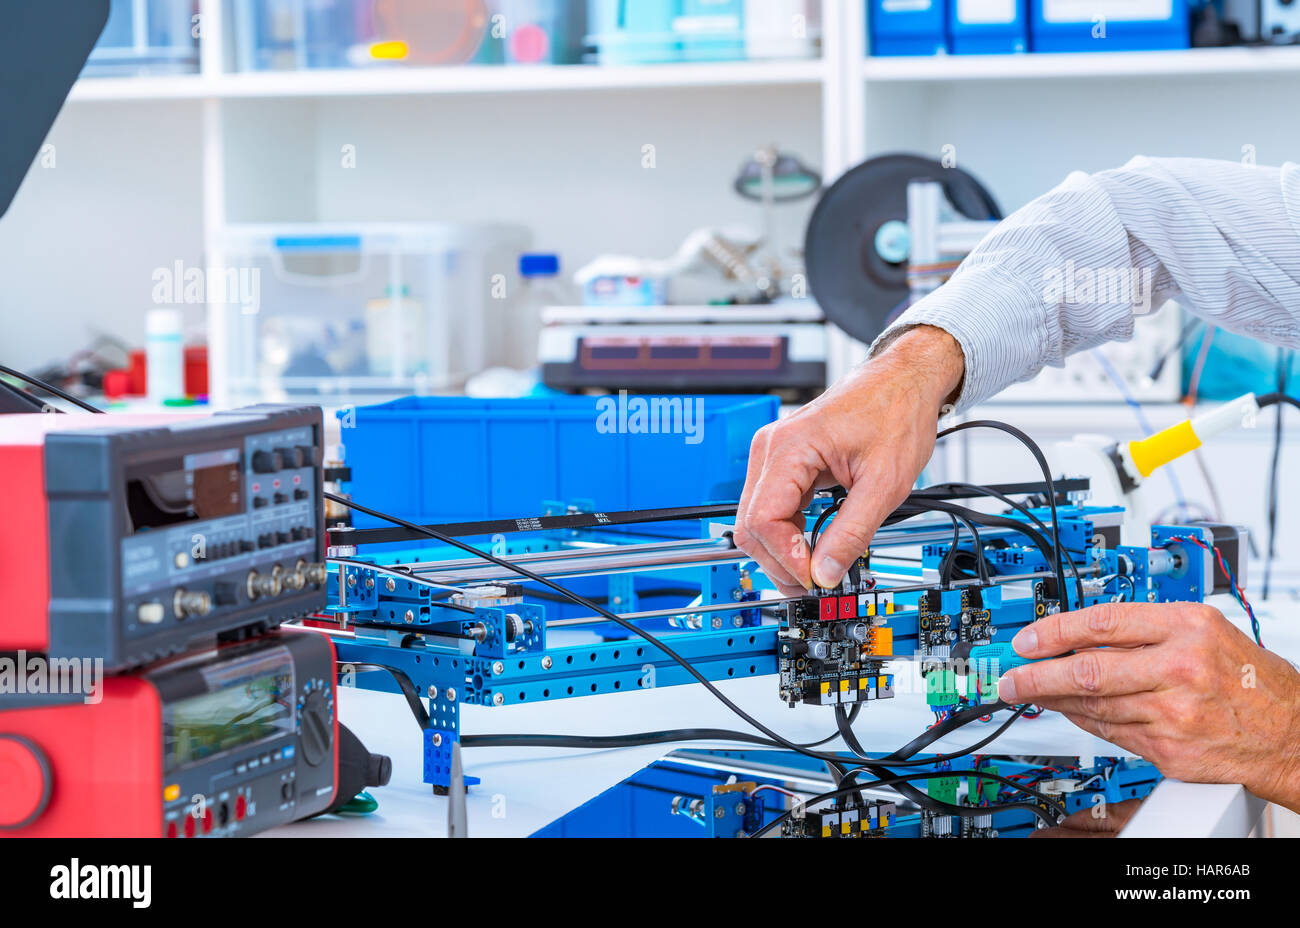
[676,0,745,62]
[339,394,778,534]
[587,0,682,64]
[949,0,1028,54]
[1030,0,1190,52]
[84,0,199,76]
[869,0,948,56]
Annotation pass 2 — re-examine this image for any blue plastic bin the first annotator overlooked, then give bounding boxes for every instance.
[677,0,745,62]
[949,0,1029,54]
[869,0,949,56]
[1029,0,1190,52]
[84,0,199,76]
[339,394,778,534]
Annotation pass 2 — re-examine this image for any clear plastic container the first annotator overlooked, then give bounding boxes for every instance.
[212,222,530,404]
[83,0,200,76]
[230,0,362,71]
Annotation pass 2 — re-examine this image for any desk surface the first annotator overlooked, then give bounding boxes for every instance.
[270,592,1299,838]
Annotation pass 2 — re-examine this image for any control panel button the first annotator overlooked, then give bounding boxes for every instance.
[251,450,282,474]
[137,602,166,625]
[293,488,309,501]
[276,447,305,469]
[252,496,268,509]
[281,781,295,802]
[234,794,247,821]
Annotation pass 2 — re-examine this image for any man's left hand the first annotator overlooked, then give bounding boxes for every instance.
[997,602,1300,811]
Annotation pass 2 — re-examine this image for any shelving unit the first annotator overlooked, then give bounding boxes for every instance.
[30,2,1300,401]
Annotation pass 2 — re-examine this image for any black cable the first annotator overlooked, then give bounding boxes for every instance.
[935,420,1071,607]
[340,662,431,729]
[1259,385,1297,600]
[746,768,1063,838]
[937,481,1083,598]
[323,492,1025,769]
[324,491,915,767]
[0,362,104,414]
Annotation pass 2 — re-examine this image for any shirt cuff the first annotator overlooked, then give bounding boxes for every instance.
[868,264,1048,412]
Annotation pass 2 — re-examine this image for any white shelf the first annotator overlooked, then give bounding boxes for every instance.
[66,59,824,103]
[863,45,1300,82]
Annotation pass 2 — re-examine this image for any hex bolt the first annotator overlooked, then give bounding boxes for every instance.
[735,802,747,815]
[711,617,723,629]
[731,589,744,601]
[732,615,744,627]
[714,806,725,819]
[492,661,504,675]
[541,656,553,670]
[492,692,505,706]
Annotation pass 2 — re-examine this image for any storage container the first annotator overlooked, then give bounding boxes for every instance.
[676,0,746,62]
[83,0,199,76]
[212,222,530,405]
[587,0,681,63]
[493,0,586,64]
[1029,0,1191,52]
[868,0,949,56]
[743,0,821,59]
[949,0,1028,54]
[337,394,779,533]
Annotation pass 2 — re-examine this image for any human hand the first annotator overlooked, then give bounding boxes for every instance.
[733,326,965,595]
[1029,797,1144,838]
[998,602,1300,811]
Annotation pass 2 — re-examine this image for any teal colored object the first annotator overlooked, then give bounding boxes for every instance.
[963,642,1041,676]
[677,0,745,62]
[338,394,778,535]
[587,0,681,63]
[1183,327,1299,402]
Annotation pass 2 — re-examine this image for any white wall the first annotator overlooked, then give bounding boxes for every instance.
[0,101,206,367]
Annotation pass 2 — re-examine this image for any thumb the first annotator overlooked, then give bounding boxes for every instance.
[810,485,888,589]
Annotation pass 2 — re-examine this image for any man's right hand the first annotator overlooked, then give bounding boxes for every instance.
[733,325,965,596]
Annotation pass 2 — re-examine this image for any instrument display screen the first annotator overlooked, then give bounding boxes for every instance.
[163,647,295,771]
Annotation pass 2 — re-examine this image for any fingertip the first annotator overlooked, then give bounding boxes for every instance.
[996,672,1018,703]
[811,556,844,590]
[1011,625,1039,657]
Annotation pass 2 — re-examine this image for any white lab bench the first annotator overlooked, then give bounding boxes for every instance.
[267,589,1299,839]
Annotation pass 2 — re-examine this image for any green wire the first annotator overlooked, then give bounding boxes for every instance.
[337,791,379,815]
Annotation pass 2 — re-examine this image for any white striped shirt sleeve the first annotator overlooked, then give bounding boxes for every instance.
[870,156,1300,411]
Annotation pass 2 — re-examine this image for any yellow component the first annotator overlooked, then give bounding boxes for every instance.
[841,821,851,834]
[885,602,895,614]
[866,603,877,617]
[839,679,850,693]
[739,573,753,592]
[822,824,832,837]
[1127,420,1202,478]
[164,783,181,802]
[370,40,409,60]
[877,675,887,688]
[866,627,893,658]
[820,681,831,695]
[859,676,869,690]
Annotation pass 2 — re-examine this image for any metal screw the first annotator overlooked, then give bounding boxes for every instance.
[492,661,504,675]
[386,578,396,592]
[492,692,505,706]
[446,687,457,701]
[732,615,744,627]
[366,577,375,589]
[404,609,414,624]
[711,617,723,629]
[714,806,726,819]
[1147,592,1158,602]
[427,685,437,698]
[431,733,442,747]
[541,656,553,670]
[731,589,744,601]
[735,802,747,815]
[346,574,356,587]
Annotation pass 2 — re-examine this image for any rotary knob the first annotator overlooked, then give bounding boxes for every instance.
[0,736,51,831]
[298,688,333,767]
